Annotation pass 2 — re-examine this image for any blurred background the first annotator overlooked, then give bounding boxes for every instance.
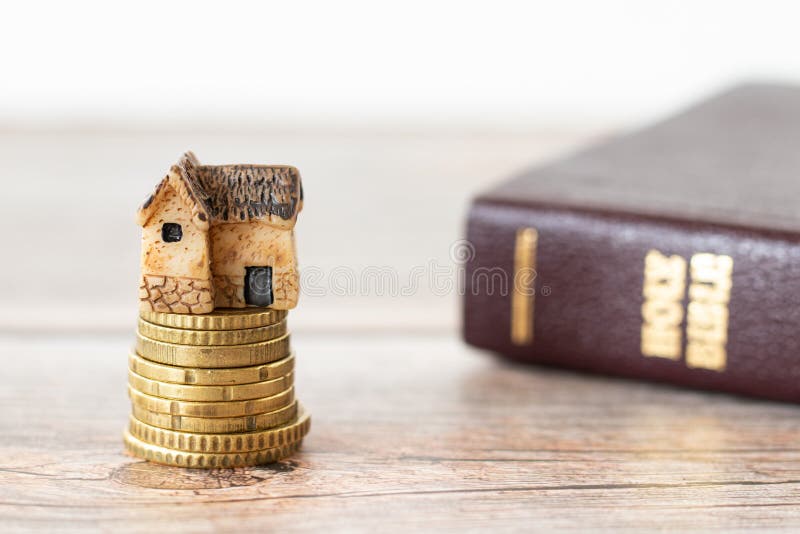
[2,0,799,335]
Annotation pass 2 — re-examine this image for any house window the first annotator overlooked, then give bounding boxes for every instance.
[245,266,274,306]
[162,223,183,243]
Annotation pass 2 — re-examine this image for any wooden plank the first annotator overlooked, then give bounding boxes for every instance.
[2,333,800,532]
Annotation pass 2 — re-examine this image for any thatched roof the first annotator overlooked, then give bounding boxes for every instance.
[136,152,303,230]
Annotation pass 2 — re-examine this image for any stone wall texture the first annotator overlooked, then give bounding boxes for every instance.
[213,275,245,308]
[139,275,214,314]
[271,265,299,309]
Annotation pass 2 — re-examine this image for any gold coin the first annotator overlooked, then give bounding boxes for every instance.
[127,406,312,453]
[123,431,302,468]
[128,385,295,418]
[130,400,298,433]
[128,369,293,402]
[140,307,287,331]
[135,332,291,368]
[128,352,295,386]
[137,318,287,346]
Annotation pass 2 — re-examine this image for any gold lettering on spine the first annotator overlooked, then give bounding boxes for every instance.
[641,250,687,359]
[686,253,733,371]
[510,228,538,346]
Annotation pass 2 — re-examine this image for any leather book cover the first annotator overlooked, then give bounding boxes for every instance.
[463,84,800,402]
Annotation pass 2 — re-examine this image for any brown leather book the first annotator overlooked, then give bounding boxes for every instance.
[463,84,800,402]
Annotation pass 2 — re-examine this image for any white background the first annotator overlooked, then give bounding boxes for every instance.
[1,0,798,128]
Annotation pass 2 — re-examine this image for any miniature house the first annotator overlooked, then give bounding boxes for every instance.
[136,152,303,314]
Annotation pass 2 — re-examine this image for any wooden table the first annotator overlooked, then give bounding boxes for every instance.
[4,333,800,532]
[2,127,800,532]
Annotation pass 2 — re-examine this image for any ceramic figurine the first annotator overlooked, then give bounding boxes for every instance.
[136,152,303,314]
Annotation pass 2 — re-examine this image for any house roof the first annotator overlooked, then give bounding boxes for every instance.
[136,152,303,230]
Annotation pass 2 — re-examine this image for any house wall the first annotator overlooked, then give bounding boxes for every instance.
[209,222,299,310]
[139,186,213,313]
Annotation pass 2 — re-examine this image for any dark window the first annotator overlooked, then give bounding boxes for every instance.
[162,223,183,243]
[245,266,274,306]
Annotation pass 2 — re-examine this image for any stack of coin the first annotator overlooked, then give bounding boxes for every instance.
[123,308,311,468]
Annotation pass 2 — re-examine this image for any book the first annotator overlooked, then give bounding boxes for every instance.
[463,84,800,402]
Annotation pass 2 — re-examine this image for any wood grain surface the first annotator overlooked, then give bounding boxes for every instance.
[3,333,800,532]
[2,127,799,532]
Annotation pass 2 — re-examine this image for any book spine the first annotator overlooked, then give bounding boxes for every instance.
[463,198,800,402]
